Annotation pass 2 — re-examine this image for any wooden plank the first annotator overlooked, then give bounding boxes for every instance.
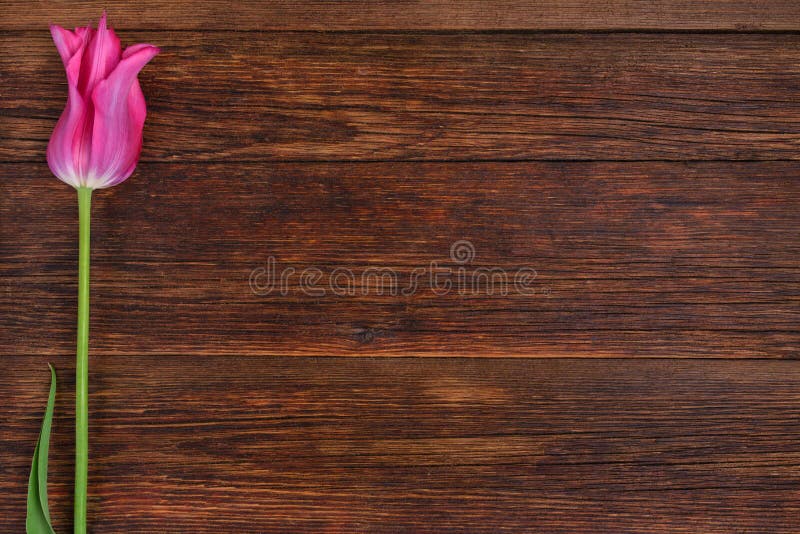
[2,162,798,358]
[2,355,800,532]
[3,1,800,31]
[4,33,800,162]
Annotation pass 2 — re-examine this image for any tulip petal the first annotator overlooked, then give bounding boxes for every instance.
[49,25,83,66]
[47,34,91,188]
[88,44,159,188]
[122,43,156,59]
[77,12,121,97]
[46,89,87,187]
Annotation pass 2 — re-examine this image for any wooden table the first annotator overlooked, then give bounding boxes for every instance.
[2,2,800,532]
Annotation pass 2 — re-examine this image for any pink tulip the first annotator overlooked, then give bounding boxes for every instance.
[47,13,159,189]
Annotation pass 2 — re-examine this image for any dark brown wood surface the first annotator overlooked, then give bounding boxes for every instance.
[6,33,800,161]
[2,1,800,30]
[4,356,800,532]
[3,162,799,358]
[2,2,799,532]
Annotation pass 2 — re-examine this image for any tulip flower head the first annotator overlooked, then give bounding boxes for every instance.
[47,13,159,189]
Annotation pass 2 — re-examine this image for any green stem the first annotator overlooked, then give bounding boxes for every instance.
[75,186,92,534]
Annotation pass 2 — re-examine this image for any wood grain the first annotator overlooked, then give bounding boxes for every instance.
[2,161,798,358]
[4,1,800,531]
[4,33,800,162]
[3,356,800,532]
[3,1,800,31]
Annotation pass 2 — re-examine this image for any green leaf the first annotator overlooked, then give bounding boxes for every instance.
[27,364,57,534]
